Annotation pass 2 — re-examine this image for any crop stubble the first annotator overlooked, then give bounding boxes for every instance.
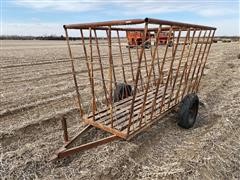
[0,40,240,179]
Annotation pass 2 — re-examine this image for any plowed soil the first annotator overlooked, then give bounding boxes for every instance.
[0,40,240,179]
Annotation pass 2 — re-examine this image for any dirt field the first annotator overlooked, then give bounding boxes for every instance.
[1,40,240,179]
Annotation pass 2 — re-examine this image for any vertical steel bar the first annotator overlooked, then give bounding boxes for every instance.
[80,29,94,114]
[117,30,127,83]
[126,37,135,81]
[149,26,175,120]
[171,30,175,56]
[106,29,117,88]
[187,30,207,94]
[80,29,91,80]
[149,38,157,85]
[195,30,215,92]
[127,21,149,135]
[89,28,97,116]
[80,29,96,120]
[169,31,175,87]
[107,27,114,128]
[94,29,109,105]
[181,29,202,100]
[135,43,144,91]
[64,28,84,117]
[61,116,69,143]
[159,29,181,113]
[138,25,162,127]
[174,29,197,104]
[156,40,161,79]
[143,43,149,77]
[192,30,211,92]
[167,29,190,109]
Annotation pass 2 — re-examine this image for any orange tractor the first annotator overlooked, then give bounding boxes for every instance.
[126,31,173,48]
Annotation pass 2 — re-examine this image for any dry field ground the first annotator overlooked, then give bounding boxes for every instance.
[0,40,240,179]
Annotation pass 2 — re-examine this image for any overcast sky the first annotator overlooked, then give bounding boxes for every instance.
[1,0,239,36]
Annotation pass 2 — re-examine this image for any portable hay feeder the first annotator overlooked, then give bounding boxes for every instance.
[53,18,216,159]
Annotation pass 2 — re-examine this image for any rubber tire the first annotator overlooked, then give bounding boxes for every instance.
[168,41,173,47]
[144,41,151,49]
[113,83,132,102]
[178,93,199,129]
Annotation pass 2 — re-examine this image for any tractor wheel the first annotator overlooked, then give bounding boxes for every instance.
[113,83,133,102]
[178,93,199,129]
[144,42,151,49]
[168,41,173,47]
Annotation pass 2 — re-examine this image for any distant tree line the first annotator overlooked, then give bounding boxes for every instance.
[214,36,239,41]
[0,35,80,40]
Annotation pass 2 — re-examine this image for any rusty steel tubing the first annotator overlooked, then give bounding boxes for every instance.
[61,116,69,143]
[64,28,84,117]
[192,30,212,92]
[155,40,161,79]
[159,28,182,113]
[174,29,197,104]
[107,26,114,128]
[187,30,208,94]
[127,21,149,135]
[138,25,162,127]
[57,135,120,159]
[150,27,174,117]
[135,41,144,91]
[64,18,216,30]
[181,29,203,100]
[147,18,216,30]
[93,29,109,104]
[126,39,135,81]
[68,26,199,32]
[64,19,145,29]
[167,28,190,109]
[143,47,149,77]
[89,28,97,115]
[106,28,117,88]
[195,30,216,92]
[149,38,157,85]
[80,29,96,120]
[116,30,127,83]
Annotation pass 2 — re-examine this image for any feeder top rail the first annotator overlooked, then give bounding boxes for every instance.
[63,17,216,30]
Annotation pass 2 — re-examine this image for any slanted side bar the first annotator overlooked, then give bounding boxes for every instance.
[64,28,84,117]
[195,30,216,91]
[127,21,149,135]
[57,135,120,159]
[94,29,109,105]
[138,25,162,127]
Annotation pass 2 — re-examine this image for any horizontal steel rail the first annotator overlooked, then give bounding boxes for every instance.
[64,17,216,30]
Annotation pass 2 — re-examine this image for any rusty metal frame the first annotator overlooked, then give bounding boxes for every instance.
[51,122,120,160]
[53,18,216,159]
